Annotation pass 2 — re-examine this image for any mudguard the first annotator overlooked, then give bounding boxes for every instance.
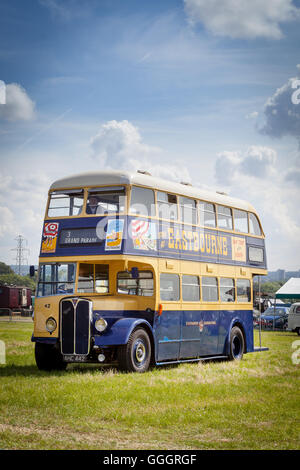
[223,315,253,355]
[31,334,58,345]
[94,317,154,347]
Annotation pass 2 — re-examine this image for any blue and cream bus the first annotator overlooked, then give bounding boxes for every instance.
[32,170,267,372]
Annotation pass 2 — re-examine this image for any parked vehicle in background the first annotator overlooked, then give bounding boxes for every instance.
[254,306,290,330]
[288,303,300,335]
[0,285,32,316]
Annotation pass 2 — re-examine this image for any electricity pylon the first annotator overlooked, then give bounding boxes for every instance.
[11,235,30,275]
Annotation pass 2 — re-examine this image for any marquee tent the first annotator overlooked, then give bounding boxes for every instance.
[275,278,300,300]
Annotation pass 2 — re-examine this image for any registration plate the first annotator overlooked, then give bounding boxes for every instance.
[63,354,88,362]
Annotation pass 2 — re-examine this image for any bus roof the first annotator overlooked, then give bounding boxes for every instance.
[50,170,257,213]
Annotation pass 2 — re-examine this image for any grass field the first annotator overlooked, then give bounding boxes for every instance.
[0,321,299,450]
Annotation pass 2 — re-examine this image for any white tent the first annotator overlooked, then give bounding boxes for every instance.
[275,278,300,300]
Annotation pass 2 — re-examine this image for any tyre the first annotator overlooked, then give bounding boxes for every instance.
[118,328,151,373]
[35,342,67,371]
[228,326,244,361]
[296,328,300,336]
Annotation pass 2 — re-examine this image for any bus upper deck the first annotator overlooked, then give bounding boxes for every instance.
[40,170,266,272]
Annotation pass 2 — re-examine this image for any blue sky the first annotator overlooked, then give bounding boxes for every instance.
[0,0,300,270]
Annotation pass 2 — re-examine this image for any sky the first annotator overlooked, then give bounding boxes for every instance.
[0,0,300,271]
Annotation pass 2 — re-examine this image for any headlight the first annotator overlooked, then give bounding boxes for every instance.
[95,317,107,332]
[46,317,57,333]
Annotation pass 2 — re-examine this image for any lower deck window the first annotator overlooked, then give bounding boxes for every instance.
[117,271,153,296]
[182,275,200,301]
[160,273,180,301]
[220,278,235,302]
[237,279,251,302]
[202,276,218,302]
[77,264,109,293]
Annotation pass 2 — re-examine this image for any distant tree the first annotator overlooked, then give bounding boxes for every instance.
[0,273,37,293]
[253,280,284,296]
[0,262,14,275]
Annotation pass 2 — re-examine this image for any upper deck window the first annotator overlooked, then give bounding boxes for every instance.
[157,191,178,221]
[199,202,216,228]
[234,209,248,233]
[249,213,262,236]
[130,186,155,217]
[48,190,83,217]
[180,197,197,225]
[217,205,233,230]
[86,186,126,215]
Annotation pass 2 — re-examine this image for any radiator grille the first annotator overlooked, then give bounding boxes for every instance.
[60,298,91,355]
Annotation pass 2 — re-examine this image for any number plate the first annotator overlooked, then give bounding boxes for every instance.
[63,354,88,362]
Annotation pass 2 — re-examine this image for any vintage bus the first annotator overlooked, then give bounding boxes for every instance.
[32,170,267,372]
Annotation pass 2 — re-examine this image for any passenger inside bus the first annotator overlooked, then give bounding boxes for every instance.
[86,196,102,214]
[86,187,126,215]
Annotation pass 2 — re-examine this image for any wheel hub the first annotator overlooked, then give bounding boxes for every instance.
[135,341,146,363]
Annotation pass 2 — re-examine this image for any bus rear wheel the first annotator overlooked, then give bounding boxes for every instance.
[35,342,67,371]
[118,328,151,373]
[228,326,244,361]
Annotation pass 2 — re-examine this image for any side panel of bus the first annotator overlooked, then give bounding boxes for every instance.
[154,308,252,362]
[155,309,220,362]
[180,309,219,358]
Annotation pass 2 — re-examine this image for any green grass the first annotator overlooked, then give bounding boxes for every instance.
[0,322,299,450]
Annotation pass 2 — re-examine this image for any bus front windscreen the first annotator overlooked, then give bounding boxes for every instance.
[37,263,76,297]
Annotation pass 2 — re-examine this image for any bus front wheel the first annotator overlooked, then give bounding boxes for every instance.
[228,326,244,361]
[118,328,151,373]
[35,342,67,371]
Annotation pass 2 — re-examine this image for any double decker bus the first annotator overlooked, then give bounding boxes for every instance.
[32,170,267,372]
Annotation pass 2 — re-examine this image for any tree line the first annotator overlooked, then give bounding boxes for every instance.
[0,262,37,292]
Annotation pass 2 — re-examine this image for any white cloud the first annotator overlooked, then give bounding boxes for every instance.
[245,111,259,120]
[0,83,35,122]
[215,146,276,185]
[184,0,300,39]
[260,68,300,141]
[240,146,277,178]
[215,150,241,186]
[214,145,300,269]
[0,206,15,237]
[0,169,50,264]
[90,119,191,183]
[285,167,300,185]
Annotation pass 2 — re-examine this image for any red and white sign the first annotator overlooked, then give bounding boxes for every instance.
[43,222,59,238]
[131,219,149,239]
